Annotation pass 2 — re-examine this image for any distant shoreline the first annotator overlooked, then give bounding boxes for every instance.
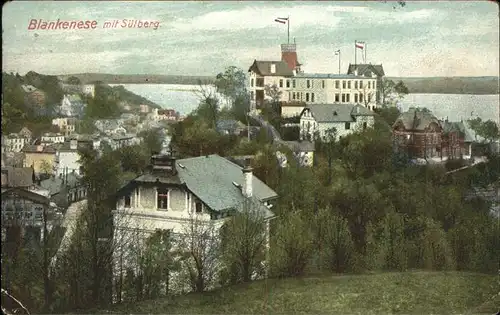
[57,73,499,95]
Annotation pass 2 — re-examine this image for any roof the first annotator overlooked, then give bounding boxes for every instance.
[281,140,315,152]
[393,109,441,131]
[112,133,135,141]
[303,104,374,123]
[127,155,277,217]
[22,145,57,154]
[295,73,370,80]
[66,94,82,102]
[1,167,34,188]
[1,187,50,205]
[216,120,245,131]
[248,60,294,77]
[440,120,475,142]
[40,173,82,195]
[21,85,37,93]
[347,64,385,77]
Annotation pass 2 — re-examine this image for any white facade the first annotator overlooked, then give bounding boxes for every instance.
[56,151,81,176]
[41,133,65,144]
[52,118,77,136]
[300,107,375,141]
[5,134,29,153]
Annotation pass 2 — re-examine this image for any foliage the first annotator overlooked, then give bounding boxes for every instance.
[214,66,250,121]
[373,106,401,127]
[66,76,81,85]
[467,117,499,143]
[138,128,163,155]
[220,199,268,283]
[83,84,121,119]
[270,211,314,277]
[380,78,409,106]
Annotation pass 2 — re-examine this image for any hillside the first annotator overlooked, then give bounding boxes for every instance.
[388,76,500,95]
[88,271,498,315]
[58,73,216,85]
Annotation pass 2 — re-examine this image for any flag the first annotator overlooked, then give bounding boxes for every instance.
[335,49,340,55]
[275,17,288,24]
[355,41,365,49]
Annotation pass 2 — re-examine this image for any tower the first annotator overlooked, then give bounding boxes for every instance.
[281,43,302,73]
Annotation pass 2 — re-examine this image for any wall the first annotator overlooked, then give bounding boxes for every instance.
[24,152,56,174]
[282,105,305,118]
[300,110,374,141]
[57,151,81,175]
[6,137,28,152]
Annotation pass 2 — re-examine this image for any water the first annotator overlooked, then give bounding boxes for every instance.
[110,84,229,116]
[112,84,500,124]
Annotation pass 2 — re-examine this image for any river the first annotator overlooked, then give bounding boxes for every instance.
[111,84,499,123]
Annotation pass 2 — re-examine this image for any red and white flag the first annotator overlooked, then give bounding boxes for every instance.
[275,17,288,24]
[355,41,365,49]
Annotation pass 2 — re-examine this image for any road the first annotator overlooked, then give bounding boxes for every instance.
[248,112,282,143]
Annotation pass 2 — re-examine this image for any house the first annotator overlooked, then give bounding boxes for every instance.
[60,94,85,117]
[66,134,100,150]
[216,120,246,135]
[1,166,35,189]
[41,132,65,145]
[281,140,315,167]
[19,127,33,140]
[139,104,151,113]
[392,109,443,160]
[55,140,84,176]
[4,133,30,153]
[247,44,380,113]
[82,84,95,98]
[22,145,57,175]
[157,109,179,121]
[40,172,86,208]
[52,117,78,136]
[24,89,47,108]
[21,84,38,93]
[440,120,475,159]
[299,104,375,141]
[113,153,277,290]
[347,64,385,104]
[111,133,138,150]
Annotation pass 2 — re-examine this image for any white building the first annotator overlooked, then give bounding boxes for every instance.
[60,94,85,117]
[56,140,82,176]
[82,84,95,98]
[41,133,65,145]
[247,44,380,117]
[300,104,375,141]
[52,117,77,136]
[113,154,277,292]
[4,133,30,153]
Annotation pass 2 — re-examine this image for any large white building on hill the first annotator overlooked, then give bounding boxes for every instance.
[247,43,383,117]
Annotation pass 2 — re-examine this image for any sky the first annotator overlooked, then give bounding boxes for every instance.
[2,1,499,77]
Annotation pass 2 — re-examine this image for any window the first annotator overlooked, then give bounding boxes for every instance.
[345,122,351,130]
[195,201,203,213]
[307,80,311,88]
[360,93,364,103]
[124,194,131,208]
[373,81,376,89]
[311,93,315,102]
[354,81,358,89]
[368,94,372,102]
[251,79,254,87]
[322,80,325,88]
[360,81,363,89]
[306,93,310,102]
[342,81,346,89]
[354,94,358,103]
[363,122,368,130]
[335,80,340,89]
[292,80,296,88]
[279,79,283,88]
[335,93,340,102]
[157,188,169,210]
[346,94,350,102]
[368,81,371,89]
[286,80,290,88]
[292,92,296,100]
[341,94,346,102]
[347,81,351,89]
[250,91,254,100]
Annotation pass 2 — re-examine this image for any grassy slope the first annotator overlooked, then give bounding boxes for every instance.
[93,271,499,315]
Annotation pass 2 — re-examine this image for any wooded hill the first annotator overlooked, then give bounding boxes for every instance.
[57,73,216,85]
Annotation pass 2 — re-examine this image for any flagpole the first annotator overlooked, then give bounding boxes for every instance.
[354,40,357,66]
[287,15,290,44]
[338,51,341,74]
[365,43,367,63]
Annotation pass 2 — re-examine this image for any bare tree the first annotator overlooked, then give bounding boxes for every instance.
[357,85,376,109]
[176,212,220,293]
[194,80,220,129]
[220,198,268,283]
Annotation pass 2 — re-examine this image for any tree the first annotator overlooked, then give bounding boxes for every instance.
[220,198,268,283]
[270,211,313,277]
[138,128,163,155]
[379,79,409,107]
[264,84,282,112]
[177,213,219,293]
[66,76,81,85]
[214,66,247,103]
[374,106,401,127]
[194,83,220,130]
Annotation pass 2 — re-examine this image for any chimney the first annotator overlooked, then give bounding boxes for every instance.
[70,139,78,150]
[242,159,253,198]
[281,43,299,71]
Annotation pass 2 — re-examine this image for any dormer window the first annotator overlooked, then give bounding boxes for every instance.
[124,194,131,208]
[157,188,169,210]
[333,111,338,116]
